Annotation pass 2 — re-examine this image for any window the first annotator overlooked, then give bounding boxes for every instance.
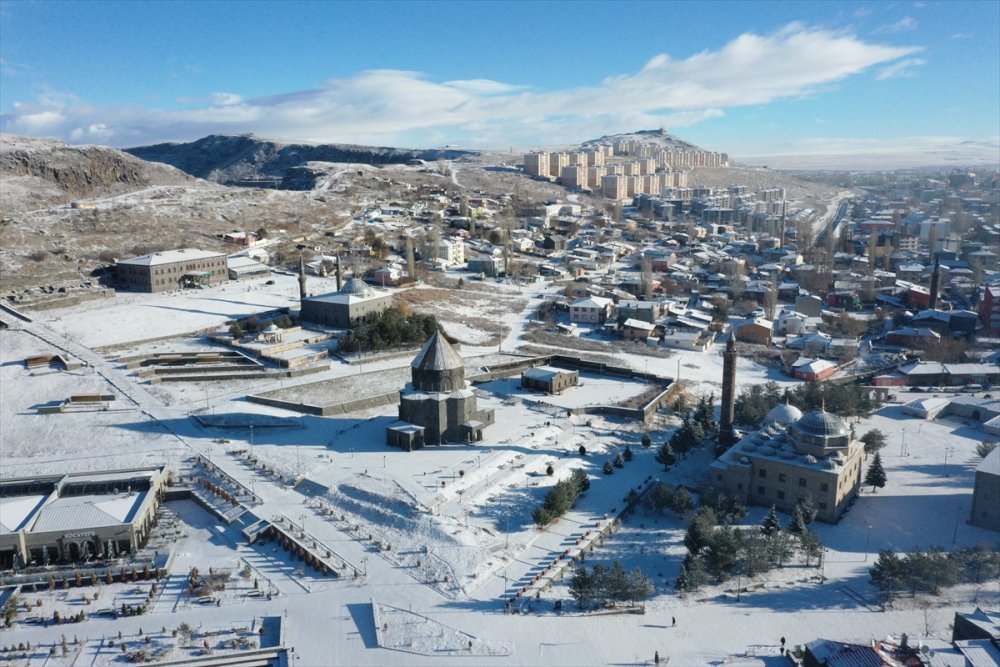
[820,483,829,492]
[758,469,767,478]
[778,473,787,483]
[777,490,785,500]
[757,486,765,496]
[737,483,743,491]
[818,502,827,510]
[716,474,722,482]
[799,478,807,487]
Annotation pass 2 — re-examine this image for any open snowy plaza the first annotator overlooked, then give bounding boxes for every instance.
[1,274,997,666]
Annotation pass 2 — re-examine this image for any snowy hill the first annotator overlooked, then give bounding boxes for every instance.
[581,128,708,152]
[125,133,478,184]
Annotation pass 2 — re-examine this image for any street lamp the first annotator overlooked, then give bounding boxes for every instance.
[899,429,906,456]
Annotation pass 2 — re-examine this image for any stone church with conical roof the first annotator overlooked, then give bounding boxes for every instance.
[386,332,495,450]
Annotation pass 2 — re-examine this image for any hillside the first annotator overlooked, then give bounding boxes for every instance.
[1,134,199,212]
[126,133,478,184]
[581,128,708,152]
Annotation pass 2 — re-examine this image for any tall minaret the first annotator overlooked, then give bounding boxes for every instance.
[719,334,738,449]
[298,255,307,302]
[335,254,343,291]
[928,254,941,310]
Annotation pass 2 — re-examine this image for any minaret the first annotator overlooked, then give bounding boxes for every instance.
[335,254,343,291]
[928,254,941,310]
[719,334,738,449]
[298,255,307,302]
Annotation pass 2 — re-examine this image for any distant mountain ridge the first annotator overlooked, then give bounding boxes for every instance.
[125,134,478,184]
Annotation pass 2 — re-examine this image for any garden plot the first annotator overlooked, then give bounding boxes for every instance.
[373,601,511,656]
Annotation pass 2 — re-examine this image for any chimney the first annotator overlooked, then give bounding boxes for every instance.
[928,254,940,310]
[298,255,307,302]
[719,334,738,449]
[335,254,342,291]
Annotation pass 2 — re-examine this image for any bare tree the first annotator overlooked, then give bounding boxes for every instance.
[640,254,654,301]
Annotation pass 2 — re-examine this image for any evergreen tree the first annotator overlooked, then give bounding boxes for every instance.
[670,486,694,516]
[613,453,624,469]
[655,442,676,469]
[869,550,904,604]
[861,429,887,460]
[641,433,652,449]
[683,507,717,554]
[796,495,818,525]
[799,530,823,567]
[704,527,740,581]
[864,453,887,492]
[603,460,614,475]
[760,505,782,536]
[788,504,808,536]
[622,445,634,462]
[626,567,654,605]
[569,565,594,609]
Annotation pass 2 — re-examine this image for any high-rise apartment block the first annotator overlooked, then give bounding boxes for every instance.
[523,152,549,177]
[561,165,586,189]
[587,165,606,188]
[601,174,628,200]
[548,152,569,178]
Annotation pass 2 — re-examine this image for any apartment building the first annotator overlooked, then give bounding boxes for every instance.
[560,165,586,189]
[587,165,606,188]
[548,152,570,178]
[601,174,628,200]
[523,152,550,177]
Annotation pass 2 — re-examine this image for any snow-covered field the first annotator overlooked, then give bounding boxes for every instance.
[2,277,996,665]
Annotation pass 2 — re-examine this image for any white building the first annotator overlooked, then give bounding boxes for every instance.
[570,295,614,323]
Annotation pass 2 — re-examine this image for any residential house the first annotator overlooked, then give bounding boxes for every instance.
[570,296,614,324]
[734,318,773,345]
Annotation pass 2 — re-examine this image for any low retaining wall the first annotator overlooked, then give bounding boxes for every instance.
[246,390,401,416]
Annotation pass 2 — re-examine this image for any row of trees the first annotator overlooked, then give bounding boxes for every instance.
[733,381,883,427]
[870,544,1000,605]
[339,307,440,353]
[676,501,824,592]
[569,560,654,609]
[533,470,590,526]
[654,395,718,468]
[640,482,694,517]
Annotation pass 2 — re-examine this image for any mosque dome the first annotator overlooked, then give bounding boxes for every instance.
[340,278,375,297]
[794,410,850,438]
[764,401,803,427]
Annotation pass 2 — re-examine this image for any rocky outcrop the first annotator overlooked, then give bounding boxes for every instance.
[126,133,477,185]
[1,134,196,207]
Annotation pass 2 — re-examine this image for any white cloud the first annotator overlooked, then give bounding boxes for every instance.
[876,57,926,80]
[874,16,918,33]
[1,24,922,149]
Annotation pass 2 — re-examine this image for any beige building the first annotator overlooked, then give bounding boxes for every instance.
[585,149,605,166]
[587,165,606,188]
[561,165,586,189]
[601,174,628,200]
[437,238,466,266]
[117,248,228,293]
[638,158,656,175]
[523,152,550,177]
[548,152,570,178]
[709,406,863,523]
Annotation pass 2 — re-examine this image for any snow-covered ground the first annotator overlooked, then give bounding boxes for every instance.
[2,278,996,665]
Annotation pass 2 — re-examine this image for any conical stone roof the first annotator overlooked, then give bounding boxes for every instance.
[411,331,463,372]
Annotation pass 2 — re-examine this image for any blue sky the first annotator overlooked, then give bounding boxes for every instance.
[1,1,998,167]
